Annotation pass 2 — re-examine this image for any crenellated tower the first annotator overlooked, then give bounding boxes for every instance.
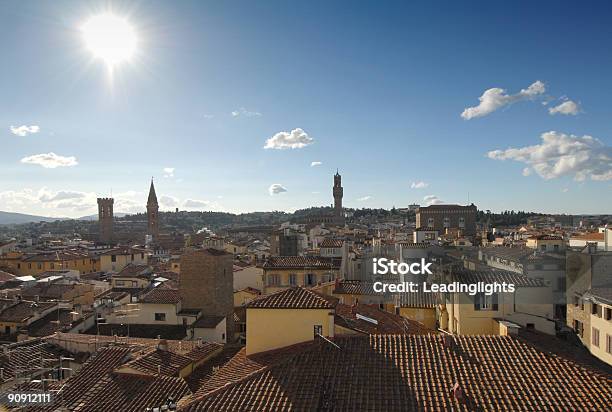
[97,197,114,244]
[333,170,344,224]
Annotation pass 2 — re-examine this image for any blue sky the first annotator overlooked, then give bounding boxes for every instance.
[1,0,611,217]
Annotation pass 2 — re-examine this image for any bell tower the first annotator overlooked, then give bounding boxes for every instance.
[97,197,114,244]
[147,178,159,239]
[333,170,344,224]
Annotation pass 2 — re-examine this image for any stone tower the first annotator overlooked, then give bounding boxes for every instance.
[333,170,344,224]
[147,179,159,238]
[179,248,234,340]
[97,197,114,244]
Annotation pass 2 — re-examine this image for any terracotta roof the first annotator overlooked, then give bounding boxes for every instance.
[22,249,89,262]
[114,264,152,278]
[179,335,612,411]
[262,256,340,269]
[21,283,80,300]
[335,303,433,335]
[570,232,605,241]
[26,308,91,337]
[333,280,376,295]
[0,339,70,384]
[0,300,56,323]
[140,288,181,304]
[73,373,190,412]
[192,315,225,329]
[529,235,564,240]
[121,349,193,376]
[247,287,337,309]
[237,286,260,295]
[0,270,15,282]
[100,246,148,256]
[395,290,438,308]
[451,267,546,287]
[320,239,344,248]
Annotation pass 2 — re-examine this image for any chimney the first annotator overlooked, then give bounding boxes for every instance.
[452,382,464,401]
[157,339,168,351]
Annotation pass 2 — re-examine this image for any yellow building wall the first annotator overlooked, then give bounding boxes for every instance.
[399,307,437,329]
[234,290,257,307]
[262,269,339,294]
[588,304,612,366]
[246,308,332,355]
[100,252,147,273]
[0,255,99,276]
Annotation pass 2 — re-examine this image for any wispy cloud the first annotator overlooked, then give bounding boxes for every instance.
[410,181,429,189]
[10,125,40,137]
[264,128,313,150]
[461,81,545,119]
[268,184,288,195]
[231,107,262,118]
[357,196,372,201]
[548,100,580,116]
[21,153,78,168]
[311,161,322,167]
[487,131,612,181]
[203,114,214,119]
[163,167,175,178]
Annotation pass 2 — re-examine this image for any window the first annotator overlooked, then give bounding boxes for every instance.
[131,281,137,287]
[573,320,583,337]
[592,327,600,347]
[154,313,166,321]
[607,334,612,354]
[553,244,559,251]
[28,263,32,269]
[50,263,54,269]
[605,307,612,321]
[141,253,144,259]
[443,217,450,228]
[313,325,323,337]
[17,263,21,269]
[305,273,316,286]
[592,303,600,317]
[458,217,465,228]
[289,273,297,286]
[540,244,546,251]
[267,274,280,286]
[37,263,42,270]
[111,255,117,262]
[474,293,498,311]
[116,280,124,287]
[427,218,434,228]
[131,254,134,261]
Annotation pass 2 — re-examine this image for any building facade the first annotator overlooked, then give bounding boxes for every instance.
[416,203,477,237]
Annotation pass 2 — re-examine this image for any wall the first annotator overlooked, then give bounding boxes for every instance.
[399,307,437,329]
[246,308,333,355]
[193,318,227,344]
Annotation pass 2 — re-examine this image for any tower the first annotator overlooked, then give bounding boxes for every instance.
[333,170,344,224]
[97,197,114,244]
[147,179,159,239]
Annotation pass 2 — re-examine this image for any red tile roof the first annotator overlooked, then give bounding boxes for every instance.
[179,335,612,411]
[140,288,181,304]
[320,239,344,248]
[262,256,340,269]
[246,287,337,309]
[120,349,194,376]
[335,303,433,335]
[451,267,545,287]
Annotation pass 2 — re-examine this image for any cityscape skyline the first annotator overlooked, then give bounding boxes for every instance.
[2,0,612,218]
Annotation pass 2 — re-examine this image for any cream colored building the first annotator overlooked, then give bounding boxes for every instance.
[261,256,340,295]
[245,287,335,355]
[439,267,556,336]
[99,247,148,273]
[526,235,565,252]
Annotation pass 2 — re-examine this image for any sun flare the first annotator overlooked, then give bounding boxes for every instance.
[82,13,137,67]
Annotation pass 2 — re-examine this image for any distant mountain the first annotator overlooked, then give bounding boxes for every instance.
[0,211,65,225]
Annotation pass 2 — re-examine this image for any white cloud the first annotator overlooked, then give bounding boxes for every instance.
[10,125,40,137]
[522,167,532,177]
[231,107,262,118]
[160,195,179,208]
[461,80,546,119]
[20,152,78,168]
[357,196,372,201]
[311,161,322,167]
[410,181,429,189]
[487,131,612,181]
[562,188,569,193]
[163,167,175,178]
[264,128,313,150]
[268,184,287,195]
[424,195,443,206]
[548,100,580,116]
[182,199,223,211]
[203,114,214,119]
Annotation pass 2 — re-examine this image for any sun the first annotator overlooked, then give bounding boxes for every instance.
[82,14,137,67]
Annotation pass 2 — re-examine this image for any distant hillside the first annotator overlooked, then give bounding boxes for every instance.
[0,211,64,225]
[77,213,129,221]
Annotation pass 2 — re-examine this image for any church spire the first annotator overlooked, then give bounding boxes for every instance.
[147,177,158,206]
